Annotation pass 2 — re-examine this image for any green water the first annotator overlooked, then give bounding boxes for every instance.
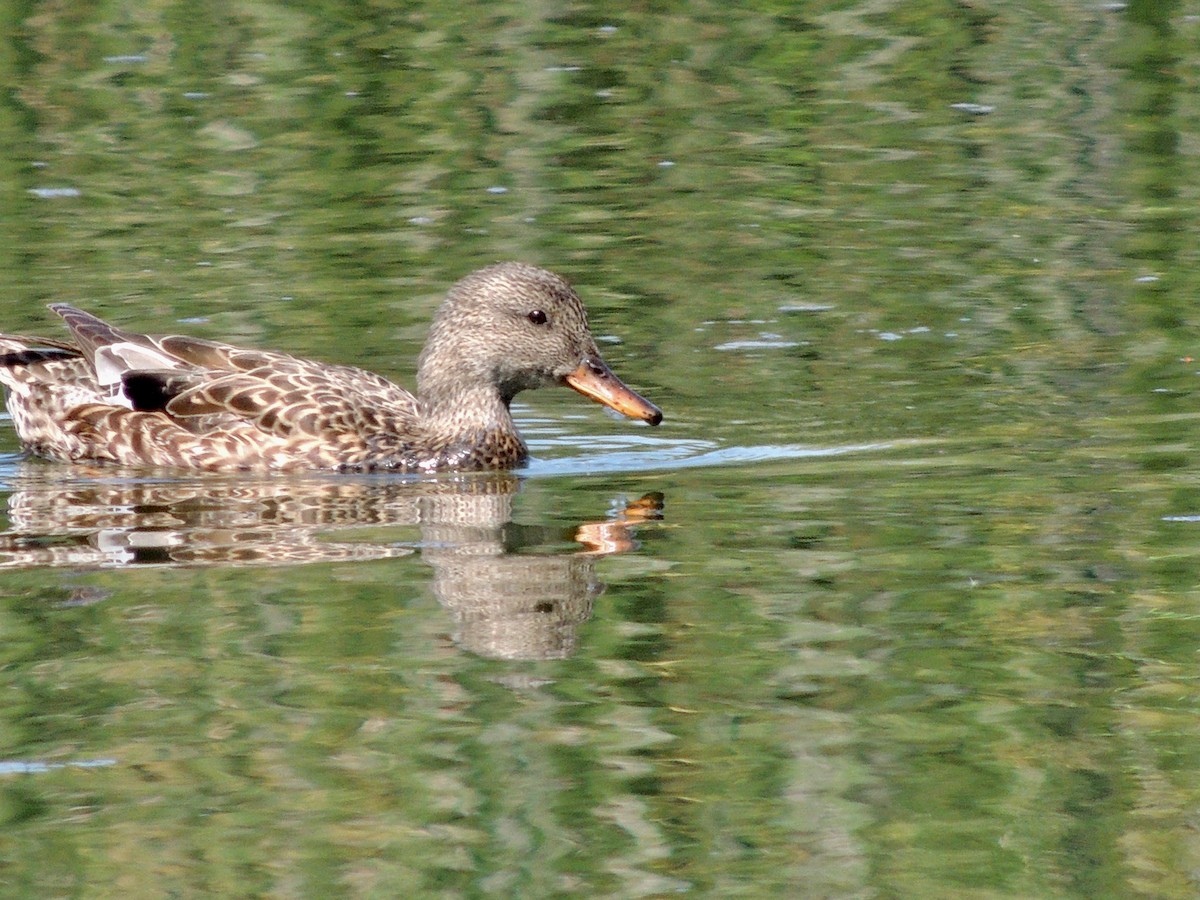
[2,0,1200,896]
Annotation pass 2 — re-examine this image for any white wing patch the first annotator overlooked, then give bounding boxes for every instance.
[94,341,183,409]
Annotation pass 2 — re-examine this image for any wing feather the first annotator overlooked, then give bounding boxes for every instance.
[15,305,425,469]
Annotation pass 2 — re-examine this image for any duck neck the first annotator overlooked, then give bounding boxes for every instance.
[417,383,528,467]
[418,381,511,433]
[415,330,532,467]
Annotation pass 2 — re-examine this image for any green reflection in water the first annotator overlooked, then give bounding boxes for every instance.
[1,0,1200,898]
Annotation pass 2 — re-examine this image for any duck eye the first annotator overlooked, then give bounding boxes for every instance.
[527,309,548,326]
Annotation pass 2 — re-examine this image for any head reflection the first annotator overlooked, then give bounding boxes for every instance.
[0,466,662,660]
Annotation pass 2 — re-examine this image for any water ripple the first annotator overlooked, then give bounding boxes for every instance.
[526,437,891,477]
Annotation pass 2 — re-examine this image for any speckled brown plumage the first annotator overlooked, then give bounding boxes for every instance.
[0,262,662,472]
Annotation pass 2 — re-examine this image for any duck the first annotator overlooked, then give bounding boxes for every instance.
[0,262,662,472]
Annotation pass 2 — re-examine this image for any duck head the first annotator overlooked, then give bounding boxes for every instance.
[417,263,662,425]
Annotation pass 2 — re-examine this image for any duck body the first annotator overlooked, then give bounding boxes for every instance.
[0,263,661,472]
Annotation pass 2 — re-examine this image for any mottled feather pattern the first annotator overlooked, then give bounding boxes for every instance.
[0,326,435,471]
[0,263,660,472]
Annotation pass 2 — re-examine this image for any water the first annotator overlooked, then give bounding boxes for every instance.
[2,0,1199,896]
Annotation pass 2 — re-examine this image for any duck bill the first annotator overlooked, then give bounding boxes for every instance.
[564,357,663,425]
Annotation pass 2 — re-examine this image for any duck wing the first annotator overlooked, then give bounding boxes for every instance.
[153,358,418,440]
[50,305,420,441]
[0,338,89,385]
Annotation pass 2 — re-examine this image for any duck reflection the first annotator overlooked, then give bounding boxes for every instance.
[0,463,663,659]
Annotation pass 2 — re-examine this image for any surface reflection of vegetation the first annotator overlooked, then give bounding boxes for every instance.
[0,466,663,660]
[2,0,1200,896]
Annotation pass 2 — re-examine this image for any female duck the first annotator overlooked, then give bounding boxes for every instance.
[0,262,662,471]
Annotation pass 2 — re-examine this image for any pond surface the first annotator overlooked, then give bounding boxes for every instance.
[3,1,1200,896]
